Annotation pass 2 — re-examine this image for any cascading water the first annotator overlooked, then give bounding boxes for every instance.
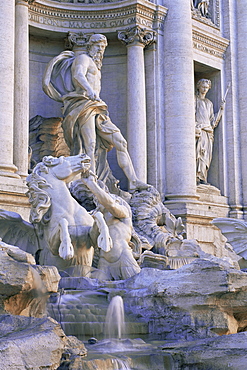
[105,295,125,339]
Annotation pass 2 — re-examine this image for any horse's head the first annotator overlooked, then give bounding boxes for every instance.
[42,154,91,182]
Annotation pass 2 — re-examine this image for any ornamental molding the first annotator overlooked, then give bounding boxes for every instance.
[192,27,229,59]
[28,0,167,34]
[16,0,35,5]
[118,25,155,47]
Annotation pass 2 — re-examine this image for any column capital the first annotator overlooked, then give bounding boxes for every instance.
[65,32,90,51]
[118,26,155,47]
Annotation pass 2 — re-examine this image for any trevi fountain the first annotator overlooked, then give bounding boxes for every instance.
[1,0,247,369]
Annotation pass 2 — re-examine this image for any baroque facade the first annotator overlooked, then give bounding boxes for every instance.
[0,0,246,254]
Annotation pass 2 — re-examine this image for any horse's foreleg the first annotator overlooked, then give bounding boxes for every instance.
[90,212,112,253]
[58,218,74,260]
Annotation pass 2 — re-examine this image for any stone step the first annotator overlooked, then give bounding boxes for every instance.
[48,310,107,323]
[47,287,149,339]
[61,321,149,338]
[47,304,108,317]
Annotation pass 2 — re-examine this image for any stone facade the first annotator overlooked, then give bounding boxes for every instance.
[0,0,246,253]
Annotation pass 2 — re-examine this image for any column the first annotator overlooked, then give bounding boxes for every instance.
[237,2,247,219]
[145,42,158,187]
[14,0,30,178]
[221,0,242,218]
[0,0,19,178]
[163,0,197,200]
[118,26,155,182]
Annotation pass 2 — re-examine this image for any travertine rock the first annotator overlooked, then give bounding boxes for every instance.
[0,247,60,317]
[163,332,247,370]
[118,258,247,340]
[0,315,66,370]
[58,335,87,369]
[0,238,35,264]
[29,115,70,170]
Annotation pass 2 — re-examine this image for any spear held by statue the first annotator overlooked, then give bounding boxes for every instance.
[213,82,231,128]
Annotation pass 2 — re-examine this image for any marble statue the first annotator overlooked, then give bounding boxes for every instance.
[129,185,183,253]
[0,154,113,276]
[42,33,147,192]
[81,172,141,280]
[195,79,224,185]
[191,0,195,9]
[197,0,210,17]
[212,218,247,263]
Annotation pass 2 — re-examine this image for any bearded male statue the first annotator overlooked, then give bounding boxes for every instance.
[43,33,147,192]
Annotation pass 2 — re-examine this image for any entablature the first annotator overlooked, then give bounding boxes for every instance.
[28,0,167,35]
[192,22,229,62]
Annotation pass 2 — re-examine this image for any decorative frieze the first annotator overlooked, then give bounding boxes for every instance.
[192,28,229,59]
[118,25,155,47]
[28,0,167,33]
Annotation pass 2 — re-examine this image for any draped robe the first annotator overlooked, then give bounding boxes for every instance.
[195,96,215,183]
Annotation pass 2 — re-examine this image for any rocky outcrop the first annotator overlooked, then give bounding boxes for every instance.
[0,315,65,370]
[163,331,247,370]
[113,258,247,340]
[0,241,60,317]
[0,314,86,370]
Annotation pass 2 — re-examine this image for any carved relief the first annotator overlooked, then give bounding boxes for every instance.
[28,1,167,33]
[118,26,155,47]
[65,32,90,50]
[192,0,220,28]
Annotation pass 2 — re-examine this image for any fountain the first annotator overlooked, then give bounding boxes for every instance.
[1,22,247,369]
[105,296,125,340]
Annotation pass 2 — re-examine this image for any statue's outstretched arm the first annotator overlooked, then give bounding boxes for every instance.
[81,173,129,219]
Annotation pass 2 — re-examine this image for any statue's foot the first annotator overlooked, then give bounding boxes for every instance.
[197,179,209,186]
[59,242,74,260]
[129,179,150,193]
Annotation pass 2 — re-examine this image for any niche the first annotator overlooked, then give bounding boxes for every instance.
[194,61,224,191]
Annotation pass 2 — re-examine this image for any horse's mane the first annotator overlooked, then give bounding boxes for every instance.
[26,156,62,224]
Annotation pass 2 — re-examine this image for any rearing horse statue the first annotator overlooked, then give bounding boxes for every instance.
[0,154,112,276]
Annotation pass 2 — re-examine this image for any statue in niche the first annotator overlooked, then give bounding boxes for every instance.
[195,79,225,185]
[80,172,141,280]
[43,33,147,193]
[192,0,210,17]
[197,0,210,17]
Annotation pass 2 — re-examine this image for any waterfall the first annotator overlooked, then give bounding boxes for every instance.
[105,295,125,339]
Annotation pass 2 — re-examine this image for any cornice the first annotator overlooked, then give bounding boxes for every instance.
[192,26,229,60]
[28,0,167,34]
